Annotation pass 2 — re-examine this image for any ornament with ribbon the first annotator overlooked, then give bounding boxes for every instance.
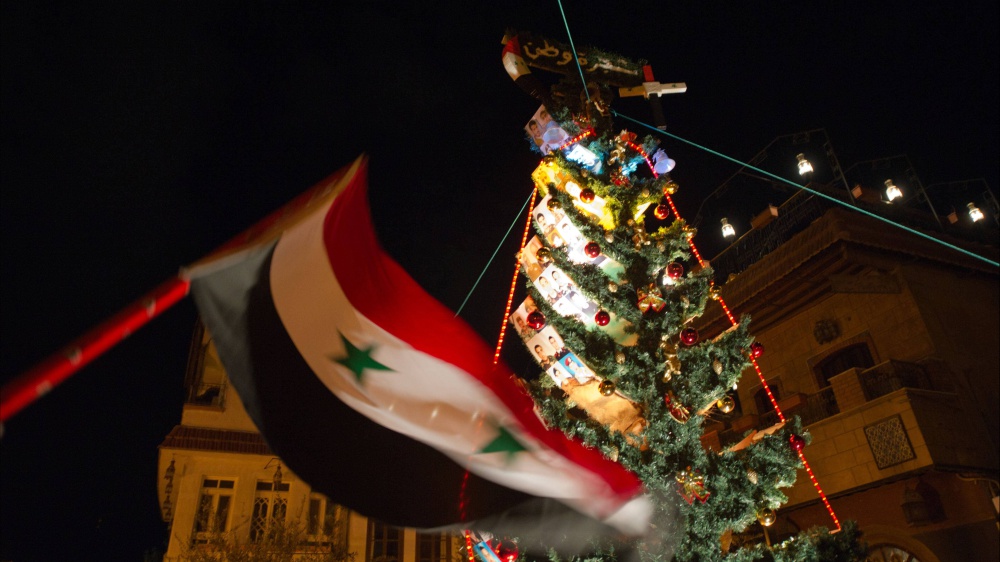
[637,283,666,313]
[675,466,710,504]
[664,390,690,423]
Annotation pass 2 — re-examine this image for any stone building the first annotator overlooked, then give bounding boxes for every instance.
[697,192,999,561]
[156,321,462,561]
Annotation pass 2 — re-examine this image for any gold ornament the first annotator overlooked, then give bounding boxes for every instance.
[747,470,759,484]
[547,198,562,211]
[716,395,735,413]
[604,231,615,243]
[683,226,696,239]
[608,281,618,293]
[535,247,552,264]
[637,284,666,313]
[663,179,679,195]
[665,355,681,378]
[640,187,650,198]
[712,359,723,375]
[680,295,690,308]
[656,241,666,252]
[676,466,710,504]
[675,467,691,484]
[607,445,620,462]
[599,379,616,396]
[708,285,722,301]
[615,351,626,364]
[757,507,777,527]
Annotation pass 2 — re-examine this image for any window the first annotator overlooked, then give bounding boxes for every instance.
[815,343,874,387]
[192,478,235,544]
[249,480,290,542]
[367,520,401,562]
[305,495,350,549]
[416,532,453,562]
[753,379,782,415]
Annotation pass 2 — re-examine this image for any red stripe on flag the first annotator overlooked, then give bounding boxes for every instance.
[322,158,643,501]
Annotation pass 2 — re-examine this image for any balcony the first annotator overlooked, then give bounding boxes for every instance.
[736,360,997,505]
[711,358,994,498]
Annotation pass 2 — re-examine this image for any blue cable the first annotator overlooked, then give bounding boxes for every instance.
[455,189,537,317]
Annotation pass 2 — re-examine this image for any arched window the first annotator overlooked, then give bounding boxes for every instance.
[814,343,874,388]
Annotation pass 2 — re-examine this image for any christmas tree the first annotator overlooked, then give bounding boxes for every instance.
[499,31,864,561]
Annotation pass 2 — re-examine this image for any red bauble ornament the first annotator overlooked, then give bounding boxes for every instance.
[580,188,596,203]
[680,327,699,346]
[750,341,765,358]
[789,434,806,452]
[666,262,685,279]
[490,539,519,562]
[654,203,670,220]
[526,311,545,330]
[584,241,601,258]
[595,310,611,326]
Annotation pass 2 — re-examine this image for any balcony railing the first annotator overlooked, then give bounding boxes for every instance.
[860,360,931,401]
[715,358,946,451]
[797,386,840,426]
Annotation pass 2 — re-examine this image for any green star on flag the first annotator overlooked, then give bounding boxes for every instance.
[331,333,393,384]
[478,425,527,463]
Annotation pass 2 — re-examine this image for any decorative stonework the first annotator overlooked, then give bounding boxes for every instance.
[864,414,916,469]
[812,318,840,344]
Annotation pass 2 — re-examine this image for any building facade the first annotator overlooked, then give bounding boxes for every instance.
[697,198,999,561]
[156,321,462,561]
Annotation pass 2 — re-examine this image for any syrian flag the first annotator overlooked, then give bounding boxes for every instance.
[181,156,650,550]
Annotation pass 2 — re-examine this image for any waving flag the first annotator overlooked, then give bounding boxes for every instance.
[181,156,650,548]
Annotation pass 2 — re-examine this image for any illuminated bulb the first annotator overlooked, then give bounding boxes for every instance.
[884,179,902,202]
[796,153,813,176]
[721,218,736,238]
[968,202,984,222]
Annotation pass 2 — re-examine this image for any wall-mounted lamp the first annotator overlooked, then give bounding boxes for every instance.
[884,180,902,202]
[796,153,813,176]
[264,458,283,487]
[721,218,736,238]
[968,202,984,222]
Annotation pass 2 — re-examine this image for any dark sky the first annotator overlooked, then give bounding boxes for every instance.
[2,2,997,560]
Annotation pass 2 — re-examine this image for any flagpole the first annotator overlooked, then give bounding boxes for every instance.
[0,161,363,424]
[0,276,192,423]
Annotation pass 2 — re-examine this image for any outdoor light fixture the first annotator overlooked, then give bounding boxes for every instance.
[796,153,813,176]
[884,179,902,202]
[721,218,736,238]
[967,202,984,222]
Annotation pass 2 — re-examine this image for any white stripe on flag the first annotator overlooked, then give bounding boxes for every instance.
[268,195,638,523]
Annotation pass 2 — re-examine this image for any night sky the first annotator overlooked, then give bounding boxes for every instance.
[2,2,997,560]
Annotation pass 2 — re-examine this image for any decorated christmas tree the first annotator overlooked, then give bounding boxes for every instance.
[499,32,865,561]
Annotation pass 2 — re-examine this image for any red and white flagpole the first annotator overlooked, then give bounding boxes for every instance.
[0,276,191,423]
[0,162,356,424]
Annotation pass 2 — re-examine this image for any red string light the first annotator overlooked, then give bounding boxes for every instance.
[557,129,595,151]
[492,187,538,366]
[641,147,842,531]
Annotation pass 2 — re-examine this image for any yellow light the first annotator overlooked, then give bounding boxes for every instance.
[721,218,736,238]
[884,180,902,202]
[968,202,985,222]
[796,153,813,176]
